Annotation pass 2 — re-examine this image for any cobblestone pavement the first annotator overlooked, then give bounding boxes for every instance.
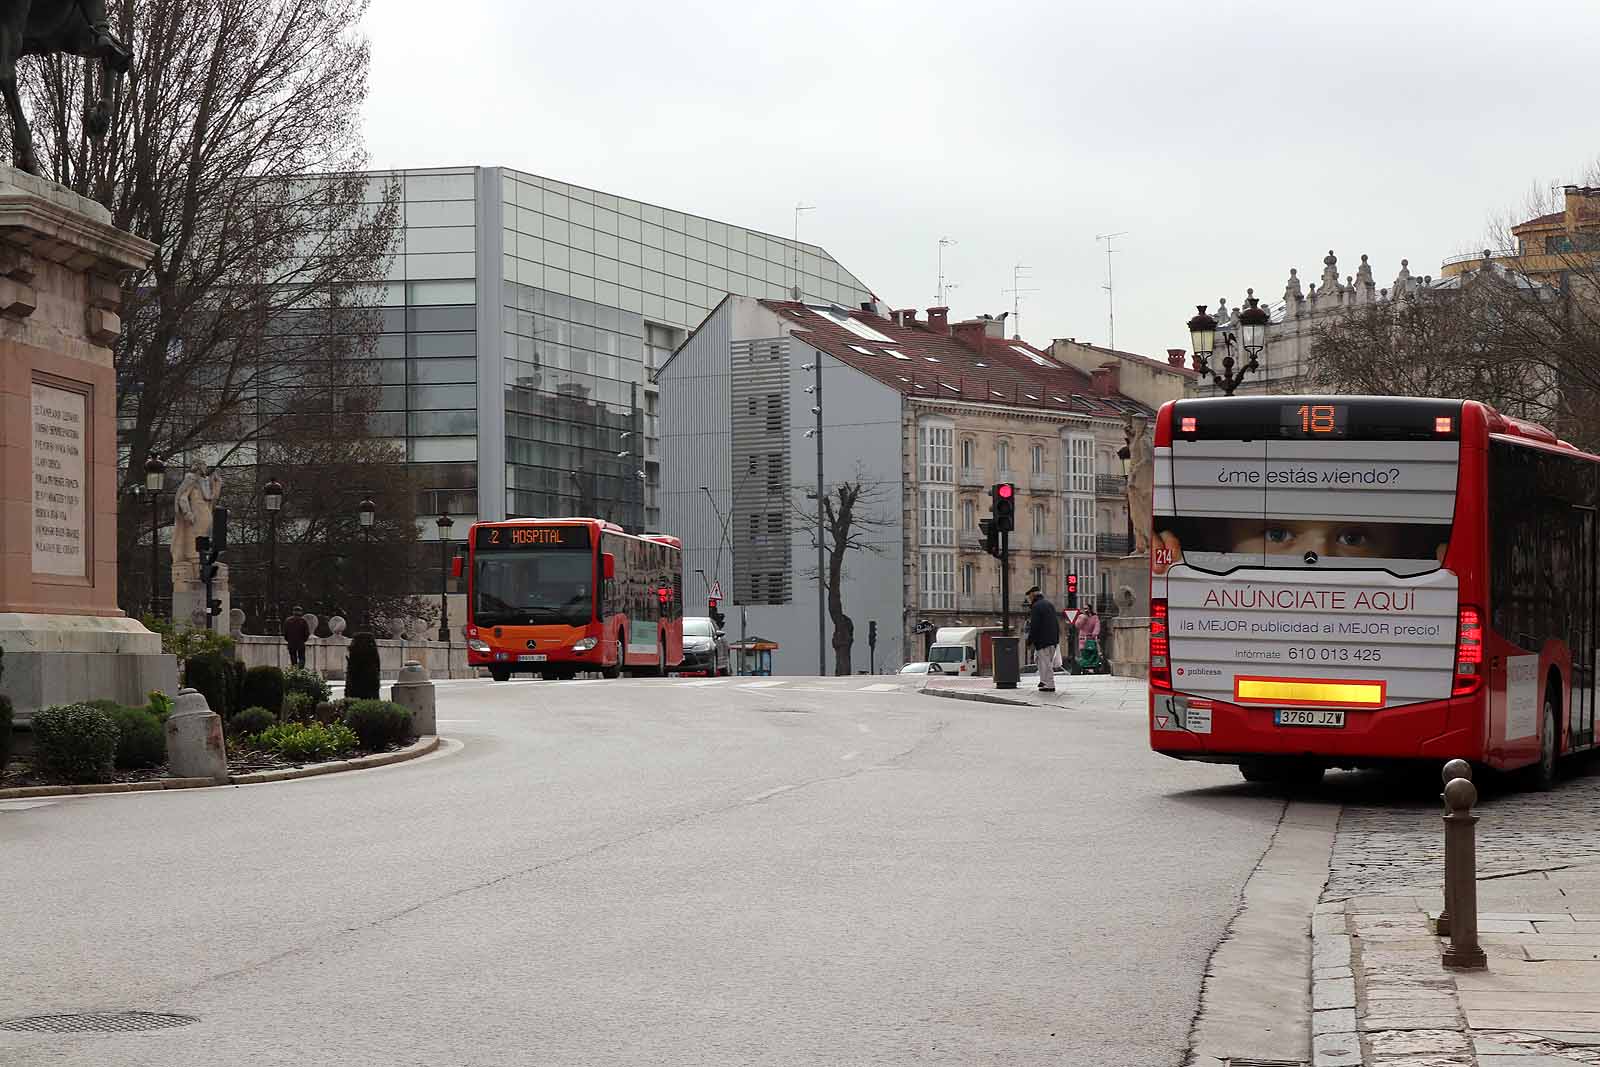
[1323,755,1600,901]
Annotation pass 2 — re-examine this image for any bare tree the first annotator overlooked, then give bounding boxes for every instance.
[795,471,893,676]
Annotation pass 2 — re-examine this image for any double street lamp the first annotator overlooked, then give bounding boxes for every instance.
[263,476,284,633]
[1186,290,1270,396]
[358,496,375,630]
[435,511,454,643]
[143,455,165,617]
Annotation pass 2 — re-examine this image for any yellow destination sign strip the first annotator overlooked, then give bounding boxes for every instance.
[1233,676,1386,708]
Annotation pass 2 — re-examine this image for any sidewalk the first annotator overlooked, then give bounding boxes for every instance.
[921,672,1145,709]
[1314,861,1600,1066]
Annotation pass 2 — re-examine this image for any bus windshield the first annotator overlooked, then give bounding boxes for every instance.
[474,550,595,626]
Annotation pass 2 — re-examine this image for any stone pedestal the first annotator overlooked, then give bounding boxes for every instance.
[164,686,226,780]
[388,660,436,736]
[1104,554,1151,620]
[0,168,170,724]
[171,561,229,630]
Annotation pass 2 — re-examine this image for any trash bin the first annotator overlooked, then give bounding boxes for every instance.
[991,635,1021,690]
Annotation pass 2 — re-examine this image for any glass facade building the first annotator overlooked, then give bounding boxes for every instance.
[366,167,874,539]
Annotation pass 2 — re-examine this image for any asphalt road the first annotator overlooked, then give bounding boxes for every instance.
[0,676,1288,1066]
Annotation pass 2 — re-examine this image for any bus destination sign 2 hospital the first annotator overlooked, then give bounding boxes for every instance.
[474,524,590,549]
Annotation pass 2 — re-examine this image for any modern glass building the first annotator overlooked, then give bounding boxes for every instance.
[365,167,875,541]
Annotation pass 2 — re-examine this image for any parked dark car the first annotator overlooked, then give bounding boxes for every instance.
[680,616,731,676]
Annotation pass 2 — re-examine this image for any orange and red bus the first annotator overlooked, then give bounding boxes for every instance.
[461,518,684,681]
[1149,396,1597,787]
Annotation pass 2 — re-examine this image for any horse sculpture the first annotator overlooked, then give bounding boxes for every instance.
[0,0,131,175]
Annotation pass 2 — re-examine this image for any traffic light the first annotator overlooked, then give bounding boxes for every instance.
[868,620,877,647]
[978,517,1000,558]
[206,597,223,617]
[708,597,725,630]
[656,585,672,606]
[211,507,229,554]
[1067,573,1079,609]
[990,483,1015,533]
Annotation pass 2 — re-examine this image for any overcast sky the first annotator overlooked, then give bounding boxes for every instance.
[360,0,1600,362]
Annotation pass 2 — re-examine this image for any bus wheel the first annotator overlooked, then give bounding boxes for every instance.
[1239,757,1324,788]
[602,633,623,679]
[490,667,511,682]
[1533,698,1560,791]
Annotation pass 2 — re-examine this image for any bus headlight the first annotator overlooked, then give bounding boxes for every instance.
[467,637,491,653]
[573,637,597,652]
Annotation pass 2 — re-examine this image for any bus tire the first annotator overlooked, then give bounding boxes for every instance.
[602,632,623,679]
[1533,695,1560,791]
[490,667,511,682]
[1239,757,1324,787]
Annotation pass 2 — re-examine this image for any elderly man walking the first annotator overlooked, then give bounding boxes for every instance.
[1024,585,1061,693]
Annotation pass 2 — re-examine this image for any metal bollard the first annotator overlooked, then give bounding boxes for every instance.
[1435,757,1472,937]
[1441,775,1487,970]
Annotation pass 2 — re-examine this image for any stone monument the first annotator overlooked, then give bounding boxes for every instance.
[169,460,228,626]
[1124,415,1154,557]
[0,168,175,722]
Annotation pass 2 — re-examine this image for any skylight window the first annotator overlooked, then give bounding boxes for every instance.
[1011,345,1050,367]
[812,307,895,344]
[885,349,912,361]
[1051,396,1068,403]
[990,390,1005,398]
[1071,394,1094,409]
[941,382,960,393]
[924,356,940,363]
[848,345,874,355]
[1025,393,1039,401]
[975,361,987,367]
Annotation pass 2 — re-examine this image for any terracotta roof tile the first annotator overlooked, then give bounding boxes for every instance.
[760,300,1152,418]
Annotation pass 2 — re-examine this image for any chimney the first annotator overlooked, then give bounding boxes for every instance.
[903,308,918,325]
[927,307,950,331]
[952,319,986,353]
[889,309,903,327]
[985,313,1006,340]
[1167,348,1187,368]
[1092,361,1121,397]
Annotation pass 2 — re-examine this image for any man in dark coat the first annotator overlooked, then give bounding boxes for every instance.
[283,606,311,669]
[1024,586,1061,692]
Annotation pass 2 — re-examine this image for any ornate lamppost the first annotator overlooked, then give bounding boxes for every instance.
[435,511,454,643]
[262,476,284,633]
[143,454,165,617]
[1187,290,1270,396]
[358,496,375,630]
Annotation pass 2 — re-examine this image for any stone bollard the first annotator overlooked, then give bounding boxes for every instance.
[1436,757,1472,937]
[165,687,227,781]
[1441,775,1487,970]
[388,660,436,736]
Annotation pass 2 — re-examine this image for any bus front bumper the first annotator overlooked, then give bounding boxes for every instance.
[1148,690,1481,766]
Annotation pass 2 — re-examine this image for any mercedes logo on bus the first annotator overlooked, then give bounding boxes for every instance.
[1304,551,1319,565]
[526,640,537,649]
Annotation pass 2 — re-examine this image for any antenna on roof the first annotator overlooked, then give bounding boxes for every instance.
[1001,262,1038,341]
[937,237,957,306]
[792,202,816,300]
[1095,231,1128,350]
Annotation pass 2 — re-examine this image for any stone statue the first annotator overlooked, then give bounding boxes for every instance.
[1124,416,1155,556]
[170,461,223,569]
[0,0,132,175]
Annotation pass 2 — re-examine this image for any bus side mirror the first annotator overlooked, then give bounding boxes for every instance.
[451,556,464,579]
[603,553,615,580]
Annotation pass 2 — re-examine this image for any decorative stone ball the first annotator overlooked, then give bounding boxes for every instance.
[302,613,319,636]
[408,618,429,640]
[228,607,246,632]
[1441,758,1472,784]
[329,615,347,636]
[1443,777,1477,813]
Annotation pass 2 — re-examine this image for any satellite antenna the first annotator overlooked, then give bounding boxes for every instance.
[1001,262,1038,340]
[792,202,815,300]
[1096,231,1128,350]
[937,237,957,305]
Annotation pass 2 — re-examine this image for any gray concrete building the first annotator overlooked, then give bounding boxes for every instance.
[360,166,874,543]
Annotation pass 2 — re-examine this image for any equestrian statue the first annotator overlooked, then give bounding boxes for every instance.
[0,0,131,175]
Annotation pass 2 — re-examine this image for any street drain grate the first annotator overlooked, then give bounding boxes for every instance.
[1,1012,197,1034]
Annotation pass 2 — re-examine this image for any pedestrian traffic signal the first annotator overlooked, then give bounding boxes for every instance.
[211,507,229,555]
[1067,573,1079,609]
[868,620,877,647]
[979,517,1001,558]
[990,483,1015,533]
[206,598,222,617]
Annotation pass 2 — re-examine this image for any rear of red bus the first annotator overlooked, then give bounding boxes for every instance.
[463,519,618,680]
[1148,396,1489,778]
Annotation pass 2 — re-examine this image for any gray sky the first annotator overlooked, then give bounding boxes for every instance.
[361,0,1600,361]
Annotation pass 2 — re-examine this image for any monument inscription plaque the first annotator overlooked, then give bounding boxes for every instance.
[30,378,87,577]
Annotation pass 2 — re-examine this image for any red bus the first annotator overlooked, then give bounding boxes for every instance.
[461,518,684,681]
[1149,396,1596,787]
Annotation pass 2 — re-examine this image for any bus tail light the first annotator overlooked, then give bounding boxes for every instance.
[1453,605,1483,696]
[1150,599,1171,691]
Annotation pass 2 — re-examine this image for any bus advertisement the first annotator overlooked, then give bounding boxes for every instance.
[462,518,684,681]
[1148,396,1597,786]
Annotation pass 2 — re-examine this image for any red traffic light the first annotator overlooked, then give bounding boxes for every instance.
[996,483,1014,499]
[1067,574,1078,593]
[656,586,671,604]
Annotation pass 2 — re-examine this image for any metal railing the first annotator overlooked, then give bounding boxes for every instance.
[1097,533,1133,555]
[1441,247,1517,267]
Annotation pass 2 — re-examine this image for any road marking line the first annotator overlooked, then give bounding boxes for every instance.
[681,679,726,687]
[0,800,58,812]
[737,681,786,688]
[859,682,899,692]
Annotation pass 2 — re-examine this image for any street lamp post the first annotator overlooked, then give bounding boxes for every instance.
[435,511,454,643]
[358,496,375,630]
[1187,290,1270,396]
[143,455,165,617]
[263,476,283,634]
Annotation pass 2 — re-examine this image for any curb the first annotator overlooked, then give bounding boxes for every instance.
[0,735,442,800]
[920,686,1038,708]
